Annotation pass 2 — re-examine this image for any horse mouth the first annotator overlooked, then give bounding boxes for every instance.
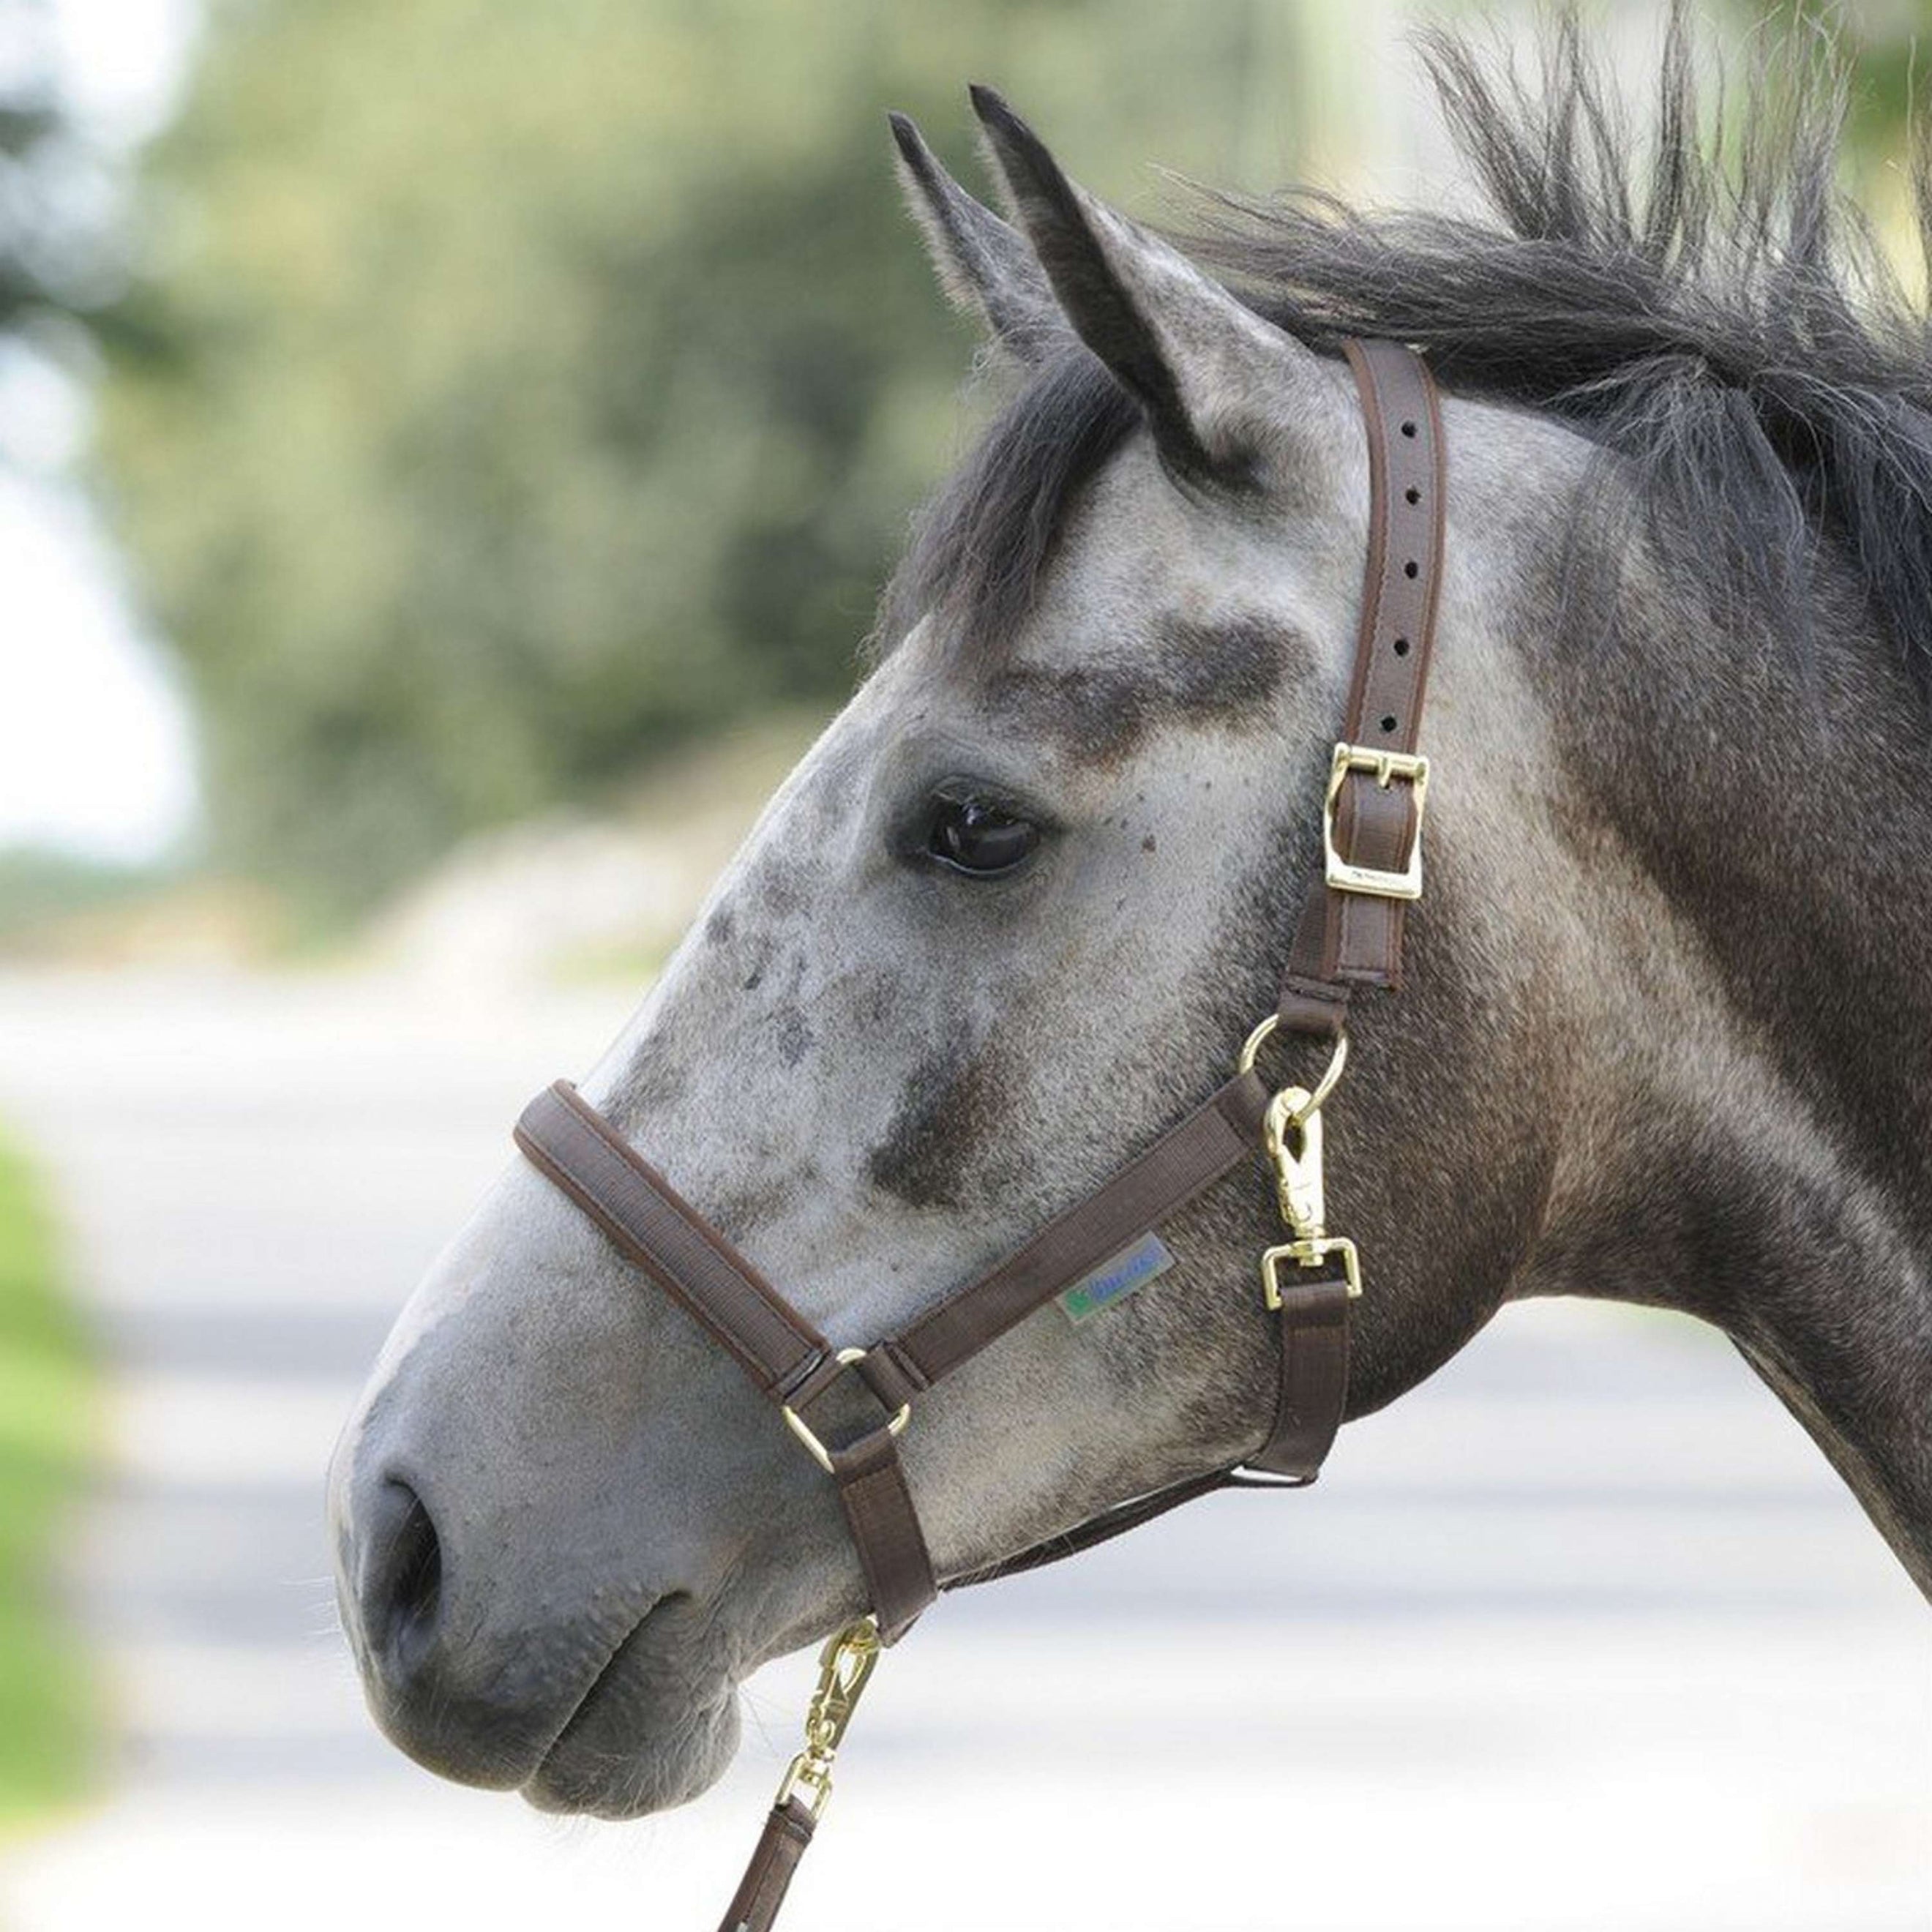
[521,1593,741,1819]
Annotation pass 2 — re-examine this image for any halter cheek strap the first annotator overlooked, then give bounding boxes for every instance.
[510,339,1447,1931]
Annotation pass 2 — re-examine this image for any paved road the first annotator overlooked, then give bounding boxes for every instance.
[0,967,1924,1931]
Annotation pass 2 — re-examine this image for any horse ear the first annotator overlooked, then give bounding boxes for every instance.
[968,84,1319,480]
[889,111,1063,364]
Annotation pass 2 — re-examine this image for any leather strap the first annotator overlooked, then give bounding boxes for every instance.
[716,1798,815,1932]
[511,343,1447,1631]
[509,337,1449,1932]
[1278,338,1445,1036]
[825,1429,934,1643]
[514,1082,827,1396]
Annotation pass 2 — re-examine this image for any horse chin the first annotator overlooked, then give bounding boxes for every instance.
[517,1595,744,1819]
[520,1669,741,1820]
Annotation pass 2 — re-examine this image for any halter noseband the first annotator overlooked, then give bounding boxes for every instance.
[512,337,1445,1932]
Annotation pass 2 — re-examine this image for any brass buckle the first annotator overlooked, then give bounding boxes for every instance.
[1261,1236,1362,1306]
[782,1348,912,1476]
[1323,741,1429,899]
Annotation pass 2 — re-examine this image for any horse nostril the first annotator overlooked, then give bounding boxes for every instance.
[361,1477,445,1672]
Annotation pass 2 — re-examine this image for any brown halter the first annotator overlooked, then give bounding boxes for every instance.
[512,337,1445,1932]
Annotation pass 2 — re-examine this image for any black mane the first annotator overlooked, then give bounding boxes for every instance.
[884,10,1932,684]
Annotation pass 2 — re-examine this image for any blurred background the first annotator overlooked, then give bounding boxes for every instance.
[0,0,1925,1926]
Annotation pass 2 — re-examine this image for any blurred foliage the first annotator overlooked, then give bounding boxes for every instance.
[0,1126,97,1826]
[92,0,1932,919]
[1796,0,1929,159]
[1785,0,1932,269]
[96,0,1330,918]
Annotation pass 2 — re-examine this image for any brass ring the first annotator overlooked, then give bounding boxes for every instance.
[782,1347,912,1477]
[1236,1016,1349,1121]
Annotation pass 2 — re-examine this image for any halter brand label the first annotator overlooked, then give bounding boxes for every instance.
[1058,1232,1175,1325]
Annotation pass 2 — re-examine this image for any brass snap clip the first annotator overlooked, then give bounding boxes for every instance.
[1239,1017,1364,1308]
[772,1617,883,1822]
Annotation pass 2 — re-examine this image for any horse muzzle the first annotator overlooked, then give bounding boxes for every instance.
[328,1407,744,1817]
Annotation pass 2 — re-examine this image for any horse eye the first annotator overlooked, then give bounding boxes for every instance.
[926,795,1039,877]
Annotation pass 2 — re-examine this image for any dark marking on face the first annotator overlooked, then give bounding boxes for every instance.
[1156,613,1302,712]
[772,1000,815,1069]
[857,967,907,1032]
[984,664,1151,765]
[755,864,810,921]
[981,613,1301,767]
[866,1030,1019,1210]
[705,905,735,946]
[710,1169,819,1240]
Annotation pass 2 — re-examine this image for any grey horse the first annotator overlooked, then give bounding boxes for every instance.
[331,23,1931,1827]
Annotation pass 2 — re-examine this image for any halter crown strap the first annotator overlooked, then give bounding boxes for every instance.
[1279,337,1447,1034]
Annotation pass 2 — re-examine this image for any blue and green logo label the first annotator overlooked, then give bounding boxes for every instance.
[1057,1232,1175,1325]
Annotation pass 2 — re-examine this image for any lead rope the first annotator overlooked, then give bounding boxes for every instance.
[718,1618,882,1932]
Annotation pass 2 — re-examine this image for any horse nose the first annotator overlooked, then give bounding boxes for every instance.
[331,1445,543,1790]
[348,1473,446,1680]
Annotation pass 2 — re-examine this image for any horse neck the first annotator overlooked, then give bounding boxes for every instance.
[1520,515,1932,1597]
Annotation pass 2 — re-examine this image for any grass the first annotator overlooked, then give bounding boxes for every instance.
[0,1127,97,1830]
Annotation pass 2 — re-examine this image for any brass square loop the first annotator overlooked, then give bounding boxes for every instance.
[1261,1236,1363,1308]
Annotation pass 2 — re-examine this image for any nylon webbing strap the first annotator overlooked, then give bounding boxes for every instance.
[1278,338,1446,1037]
[877,1070,1270,1389]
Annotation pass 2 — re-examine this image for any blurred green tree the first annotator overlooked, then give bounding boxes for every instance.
[105,0,1931,918]
[97,0,1313,916]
